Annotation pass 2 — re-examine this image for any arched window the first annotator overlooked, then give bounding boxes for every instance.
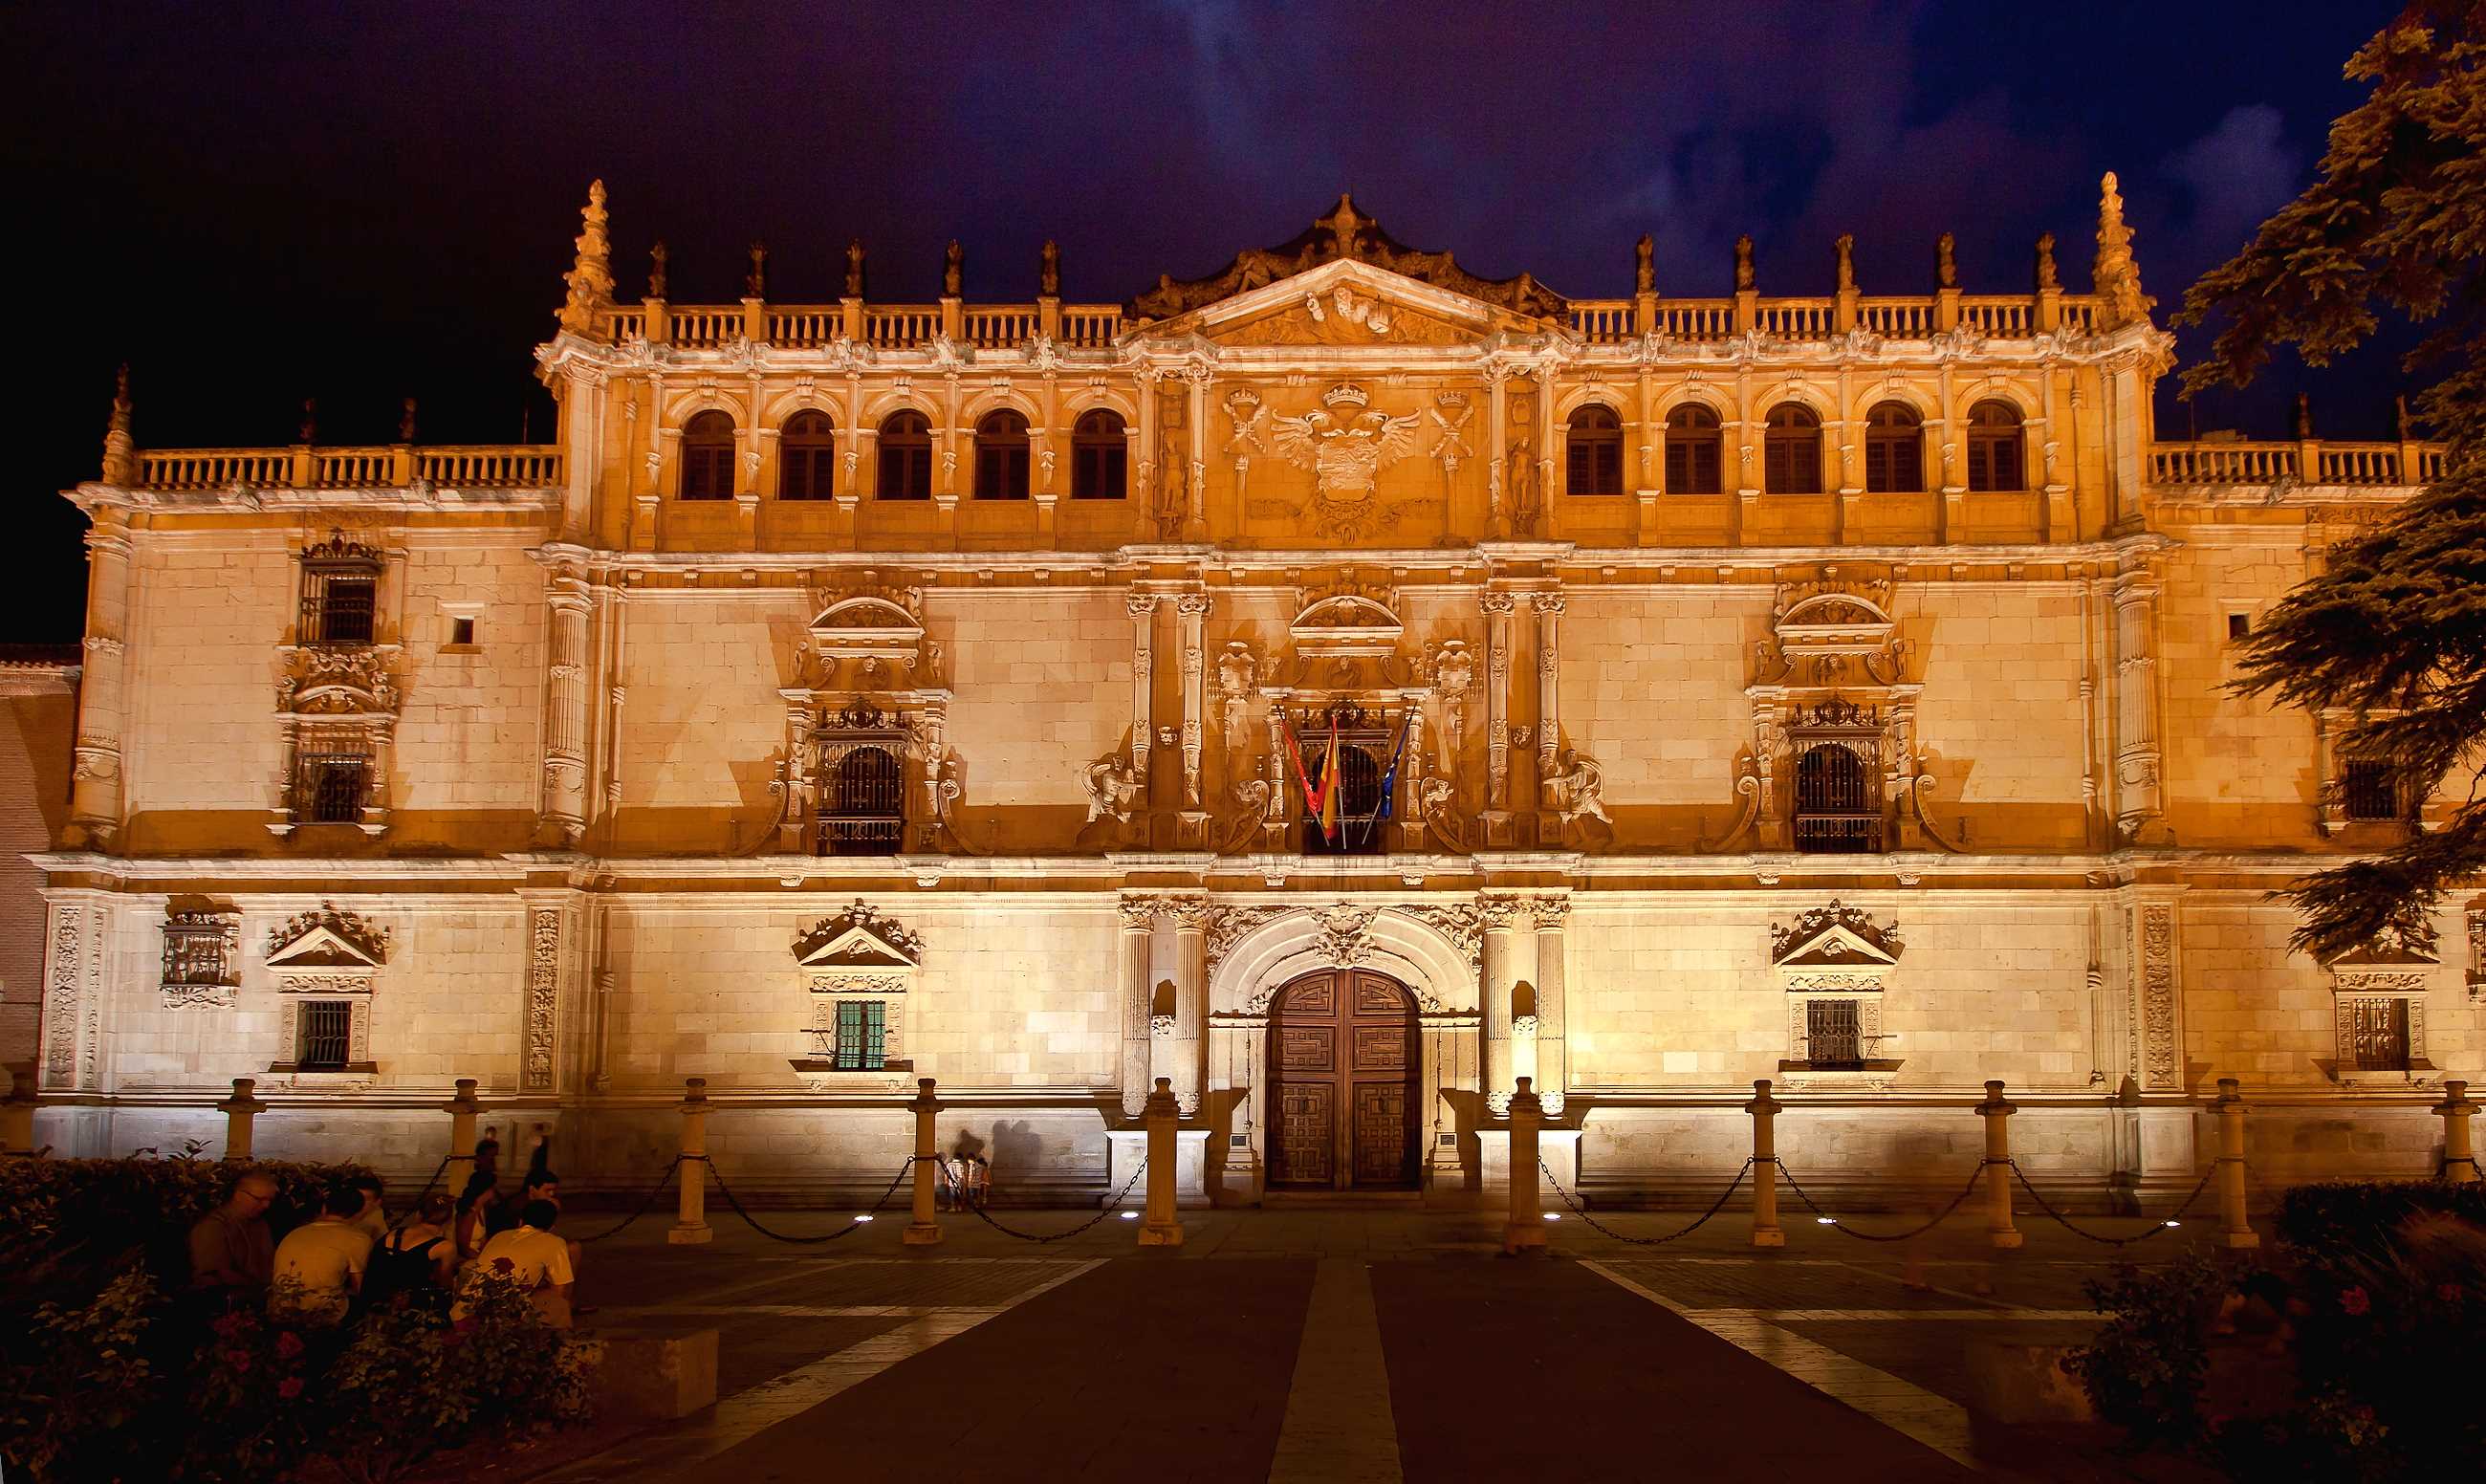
[1565,404,1625,496]
[1794,745,1879,853]
[681,410,736,500]
[778,410,836,500]
[1072,409,1128,499]
[877,411,931,500]
[1966,400,2026,491]
[818,746,904,856]
[1863,402,1924,493]
[973,409,1031,500]
[1763,403,1822,493]
[1664,404,1722,494]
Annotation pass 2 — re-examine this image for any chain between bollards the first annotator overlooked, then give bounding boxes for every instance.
[936,1158,1147,1243]
[1538,1156,1756,1246]
[1768,1158,1986,1243]
[2004,1159,2218,1248]
[381,1156,456,1239]
[575,1154,690,1244]
[697,1154,918,1244]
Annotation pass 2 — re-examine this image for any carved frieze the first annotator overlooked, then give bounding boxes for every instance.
[2140,905,2178,1089]
[524,907,559,1092]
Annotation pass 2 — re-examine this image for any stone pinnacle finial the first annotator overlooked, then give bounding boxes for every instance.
[943,239,963,298]
[2295,392,2313,439]
[2397,394,2412,439]
[1734,234,1755,292]
[1039,239,1060,297]
[100,363,135,485]
[1935,231,1958,291]
[647,240,668,301]
[1834,233,1856,294]
[557,179,617,338]
[2093,170,2152,327]
[1635,233,1655,295]
[746,241,768,300]
[398,397,418,444]
[297,398,318,445]
[845,238,866,299]
[2035,231,2060,293]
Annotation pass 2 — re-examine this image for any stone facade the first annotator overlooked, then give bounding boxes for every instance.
[28,185,2479,1204]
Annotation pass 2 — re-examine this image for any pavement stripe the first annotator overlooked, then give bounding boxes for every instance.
[1267,1259,1403,1484]
[535,1258,1103,1482]
[599,1303,1005,1320]
[1580,1260,1987,1473]
[1682,1307,2096,1321]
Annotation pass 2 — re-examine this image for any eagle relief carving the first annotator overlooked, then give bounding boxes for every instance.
[1270,383,1423,538]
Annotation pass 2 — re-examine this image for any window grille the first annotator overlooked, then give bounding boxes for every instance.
[1299,731,1390,856]
[297,1001,353,1071]
[1072,409,1127,498]
[1794,744,1880,853]
[1664,406,1722,493]
[2344,996,2410,1071]
[681,410,736,499]
[818,745,905,856]
[2342,758,2402,822]
[299,752,371,825]
[300,569,377,646]
[779,410,836,499]
[1805,999,1864,1069]
[879,412,932,499]
[1565,404,1625,495]
[832,1000,887,1071]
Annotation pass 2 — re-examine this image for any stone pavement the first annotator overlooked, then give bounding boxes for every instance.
[533,1201,2255,1482]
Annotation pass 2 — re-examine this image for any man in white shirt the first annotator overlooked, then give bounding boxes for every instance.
[269,1185,373,1326]
[460,1198,576,1328]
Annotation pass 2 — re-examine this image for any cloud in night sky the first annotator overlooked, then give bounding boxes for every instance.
[2162,104,2304,273]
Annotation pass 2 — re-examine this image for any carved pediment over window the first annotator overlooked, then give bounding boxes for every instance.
[276,645,403,717]
[1291,584,1404,660]
[1128,195,1569,322]
[265,902,389,993]
[162,911,240,1009]
[1770,900,1904,970]
[1758,579,1906,687]
[300,530,385,567]
[794,899,923,978]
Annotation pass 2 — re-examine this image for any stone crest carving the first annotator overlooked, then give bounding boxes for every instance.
[1267,383,1424,538]
[2140,905,2178,1088]
[793,900,924,967]
[161,910,240,1010]
[264,903,391,995]
[524,907,559,1092]
[1315,903,1377,967]
[276,646,402,716]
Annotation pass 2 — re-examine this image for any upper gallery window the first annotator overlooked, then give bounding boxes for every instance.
[1966,400,2026,491]
[1763,404,1823,494]
[1072,408,1128,499]
[1793,744,1880,853]
[1565,404,1625,496]
[878,411,932,500]
[298,534,382,647]
[779,410,836,500]
[681,410,736,500]
[1664,404,1723,494]
[973,409,1032,500]
[1863,402,1924,493]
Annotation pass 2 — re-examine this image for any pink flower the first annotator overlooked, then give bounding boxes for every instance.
[2437,1282,2463,1303]
[2339,1286,2371,1316]
[273,1331,304,1360]
[228,1350,253,1371]
[277,1376,303,1400]
[210,1314,246,1339]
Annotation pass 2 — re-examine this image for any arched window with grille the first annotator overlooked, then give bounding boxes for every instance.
[1966,400,2026,491]
[818,746,905,856]
[1863,402,1923,492]
[878,411,931,500]
[1565,404,1625,496]
[778,410,836,499]
[1794,744,1880,853]
[681,410,736,500]
[1664,404,1723,494]
[1763,403,1822,493]
[1301,741,1388,856]
[973,409,1031,499]
[1072,408,1127,498]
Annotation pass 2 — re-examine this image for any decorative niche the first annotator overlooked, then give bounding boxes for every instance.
[1770,900,1906,1088]
[2320,934,2438,1086]
[263,903,390,1084]
[788,900,921,1088]
[160,910,240,1009]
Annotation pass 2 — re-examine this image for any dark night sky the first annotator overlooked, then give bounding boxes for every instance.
[3,0,2412,641]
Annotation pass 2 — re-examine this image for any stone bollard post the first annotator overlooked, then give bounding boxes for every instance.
[217,1078,269,1163]
[1745,1079,1785,1248]
[1502,1076,1547,1255]
[442,1077,482,1189]
[904,1077,945,1247]
[2433,1079,2478,1185]
[2209,1078,2258,1250]
[669,1077,712,1246]
[1,1064,37,1154]
[1976,1080,2022,1250]
[1140,1077,1184,1247]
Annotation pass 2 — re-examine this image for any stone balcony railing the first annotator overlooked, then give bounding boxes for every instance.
[2149,439,2449,492]
[608,298,1129,351]
[133,445,561,492]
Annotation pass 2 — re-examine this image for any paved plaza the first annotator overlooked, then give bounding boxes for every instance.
[525,1204,2243,1483]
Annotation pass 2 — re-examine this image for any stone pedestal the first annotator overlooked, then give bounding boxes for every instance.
[579,1328,719,1421]
[1106,1126,1210,1209]
[1474,1127,1581,1205]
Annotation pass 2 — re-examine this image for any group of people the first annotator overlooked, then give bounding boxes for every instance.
[185,1133,581,1330]
[941,1151,992,1211]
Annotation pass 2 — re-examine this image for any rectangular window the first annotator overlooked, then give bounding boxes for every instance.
[2343,758,2402,822]
[1665,437,1721,495]
[2344,996,2410,1071]
[2226,612,2250,643]
[449,616,477,646]
[832,1000,886,1071]
[297,1001,353,1071]
[1805,999,1864,1069]
[301,567,378,646]
[302,754,370,824]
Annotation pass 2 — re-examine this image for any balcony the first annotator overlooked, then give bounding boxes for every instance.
[2149,438,2448,494]
[132,445,561,493]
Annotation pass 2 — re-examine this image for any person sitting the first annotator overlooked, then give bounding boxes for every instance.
[269,1184,372,1327]
[187,1171,278,1298]
[345,1172,389,1244]
[488,1168,561,1238]
[363,1192,457,1311]
[453,1171,501,1262]
[460,1199,575,1329]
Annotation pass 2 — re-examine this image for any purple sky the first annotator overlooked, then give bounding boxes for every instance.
[3,0,2407,639]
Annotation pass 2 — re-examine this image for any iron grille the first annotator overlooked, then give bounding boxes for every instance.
[1301,741,1389,856]
[1805,999,1864,1069]
[818,746,905,856]
[297,1001,353,1070]
[2343,759,2402,822]
[2344,996,2410,1071]
[300,754,370,824]
[1794,744,1881,853]
[162,925,228,988]
[832,1000,886,1071]
[300,571,377,646]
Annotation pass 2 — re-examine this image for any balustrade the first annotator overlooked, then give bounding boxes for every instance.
[1568,299,1633,342]
[314,449,396,487]
[1754,298,1833,339]
[2149,443,2299,485]
[766,307,841,346]
[1855,298,1933,338]
[139,450,293,490]
[1956,296,2031,336]
[667,309,741,347]
[1060,305,1123,346]
[607,308,646,341]
[1652,299,1734,341]
[420,447,563,487]
[864,306,940,348]
[963,306,1037,348]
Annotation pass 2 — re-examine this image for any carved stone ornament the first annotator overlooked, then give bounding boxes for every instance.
[1769,901,1901,964]
[793,899,925,968]
[1204,906,1284,978]
[1130,193,1568,322]
[161,910,241,1009]
[1267,384,1425,539]
[1315,903,1377,967]
[276,645,403,717]
[264,903,390,995]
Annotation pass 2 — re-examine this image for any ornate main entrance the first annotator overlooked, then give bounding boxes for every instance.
[1266,969,1418,1190]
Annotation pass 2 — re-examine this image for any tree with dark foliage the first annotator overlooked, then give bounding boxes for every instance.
[2178,3,2486,960]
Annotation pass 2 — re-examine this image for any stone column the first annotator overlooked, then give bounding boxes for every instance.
[2208,1078,2258,1250]
[1183,369,1210,542]
[1168,898,1210,1118]
[1126,594,1158,788]
[1976,1080,2022,1250]
[1118,901,1157,1119]
[1746,1079,1784,1248]
[217,1078,268,1163]
[1481,593,1516,835]
[670,1077,712,1245]
[1485,366,1511,537]
[1533,592,1563,827]
[67,516,134,845]
[1480,895,1533,1116]
[1533,898,1569,1118]
[904,1077,944,1246]
[538,564,592,846]
[1176,595,1210,813]
[1139,1078,1184,1246]
[1133,370,1160,535]
[2110,561,2170,844]
[443,1077,481,1189]
[1503,1077,1546,1254]
[2433,1080,2477,1184]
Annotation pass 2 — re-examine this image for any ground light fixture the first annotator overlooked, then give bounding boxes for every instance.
[1542,1212,1560,1221]
[1120,1211,1140,1219]
[1818,1217,1837,1224]
[854,1213,873,1222]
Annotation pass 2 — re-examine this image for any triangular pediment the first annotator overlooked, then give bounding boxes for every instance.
[1139,258,1536,350]
[1774,924,1900,970]
[266,924,383,971]
[1769,901,1904,967]
[791,900,923,969]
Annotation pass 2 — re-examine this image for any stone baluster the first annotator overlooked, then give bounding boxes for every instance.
[2208,1078,2258,1250]
[1976,1080,2022,1250]
[904,1077,944,1246]
[1746,1079,1784,1248]
[1503,1077,1546,1254]
[671,1077,713,1246]
[1140,1078,1184,1246]
[218,1078,269,1164]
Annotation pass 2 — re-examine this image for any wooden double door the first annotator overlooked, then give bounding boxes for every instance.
[1267,970,1419,1190]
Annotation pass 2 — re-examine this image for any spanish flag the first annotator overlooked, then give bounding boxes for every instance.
[1318,719,1341,841]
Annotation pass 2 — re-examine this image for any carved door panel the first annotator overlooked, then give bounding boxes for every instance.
[1277,1082,1334,1186]
[1268,968,1417,1190]
[1353,1082,1407,1185]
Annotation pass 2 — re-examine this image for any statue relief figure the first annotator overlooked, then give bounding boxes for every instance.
[1215,642,1256,699]
[1552,749,1613,847]
[1081,753,1146,826]
[1153,456,1189,540]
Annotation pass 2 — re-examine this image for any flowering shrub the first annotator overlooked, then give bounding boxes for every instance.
[0,1153,374,1303]
[2065,1252,2235,1446]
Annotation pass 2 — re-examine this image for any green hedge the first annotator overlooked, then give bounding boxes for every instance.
[0,1154,373,1303]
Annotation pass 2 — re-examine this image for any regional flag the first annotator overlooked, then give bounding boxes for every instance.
[1318,720,1341,841]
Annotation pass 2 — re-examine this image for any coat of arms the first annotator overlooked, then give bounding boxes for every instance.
[1270,383,1422,538]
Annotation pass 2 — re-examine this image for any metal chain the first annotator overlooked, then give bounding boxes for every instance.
[1770,1158,1985,1243]
[2005,1159,2218,1248]
[1537,1157,1755,1246]
[575,1154,688,1244]
[698,1155,917,1245]
[941,1159,1149,1244]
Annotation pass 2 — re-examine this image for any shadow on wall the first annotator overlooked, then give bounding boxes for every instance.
[990,1119,1044,1185]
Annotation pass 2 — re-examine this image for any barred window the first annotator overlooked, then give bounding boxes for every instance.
[1301,741,1388,857]
[2344,996,2410,1071]
[1794,744,1880,853]
[301,564,378,647]
[2343,758,2403,822]
[296,1001,353,1071]
[1805,999,1864,1069]
[1072,409,1127,498]
[300,752,371,825]
[832,1000,887,1071]
[1565,404,1625,496]
[818,745,905,856]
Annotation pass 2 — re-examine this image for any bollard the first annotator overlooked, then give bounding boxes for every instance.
[1745,1079,1784,1248]
[1502,1076,1547,1255]
[904,1077,944,1247]
[2434,1079,2478,1185]
[1976,1080,2022,1250]
[1,1065,36,1154]
[669,1077,713,1246]
[442,1077,482,1189]
[2209,1077,2258,1250]
[217,1078,269,1163]
[1139,1077,1184,1247]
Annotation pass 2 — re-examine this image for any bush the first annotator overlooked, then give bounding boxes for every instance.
[2066,1252,2238,1446]
[0,1152,374,1302]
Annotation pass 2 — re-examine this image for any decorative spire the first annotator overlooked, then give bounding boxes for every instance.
[1634,233,1654,295]
[2035,231,2060,293]
[2397,394,2412,439]
[398,397,418,445]
[1935,232,1957,291]
[297,398,318,445]
[100,363,135,485]
[556,179,616,338]
[943,239,963,298]
[1834,233,1856,294]
[845,238,865,298]
[1733,234,1755,292]
[1039,239,1060,297]
[2092,170,2152,326]
[647,240,668,301]
[745,240,768,299]
[2295,392,2314,439]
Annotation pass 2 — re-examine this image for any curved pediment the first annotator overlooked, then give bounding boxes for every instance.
[1291,588,1404,658]
[811,596,922,634]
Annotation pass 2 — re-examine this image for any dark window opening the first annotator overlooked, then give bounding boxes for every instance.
[2343,758,2404,822]
[1764,404,1822,493]
[301,754,370,825]
[1301,742,1388,856]
[1664,405,1722,494]
[296,1001,353,1071]
[301,569,378,646]
[833,1000,887,1071]
[1805,999,1864,1069]
[2227,612,2250,643]
[1966,400,2025,491]
[1864,402,1924,492]
[818,746,905,856]
[1794,744,1880,853]
[449,616,476,646]
[973,409,1031,499]
[779,410,837,499]
[878,412,932,500]
[1565,404,1625,496]
[1072,409,1127,498]
[681,409,736,500]
[2345,996,2410,1071]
